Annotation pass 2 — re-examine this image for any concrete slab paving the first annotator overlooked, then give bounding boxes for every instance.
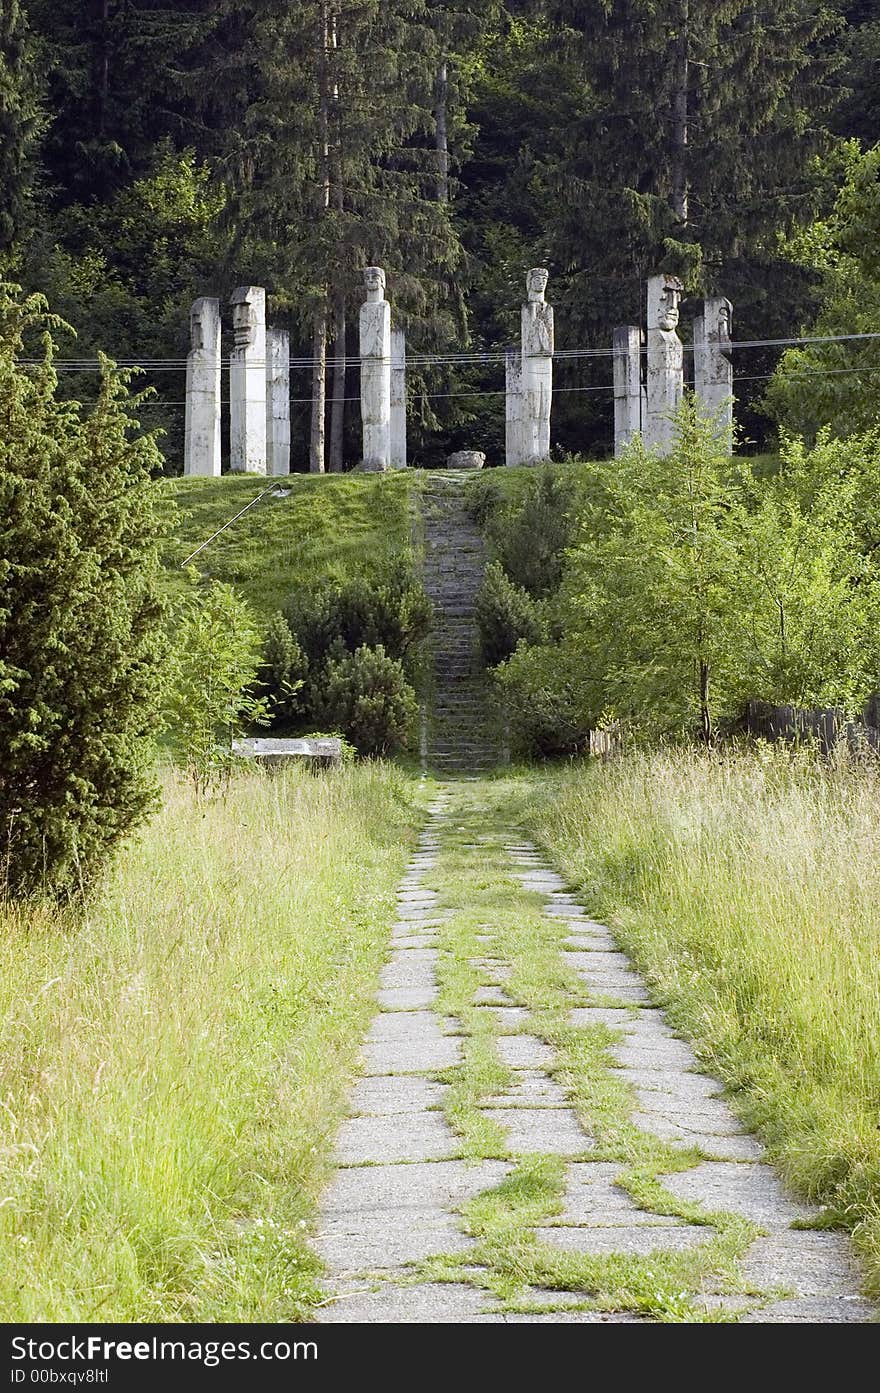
[535,1224,715,1257]
[334,1111,457,1165]
[316,797,874,1324]
[481,1106,593,1155]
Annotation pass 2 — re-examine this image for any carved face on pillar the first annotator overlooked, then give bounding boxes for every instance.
[230,287,258,349]
[527,267,549,303]
[648,274,684,333]
[364,266,387,303]
[714,298,733,346]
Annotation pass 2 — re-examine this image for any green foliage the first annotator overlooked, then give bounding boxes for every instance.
[256,612,308,729]
[475,561,544,668]
[315,644,417,757]
[164,578,267,796]
[0,282,168,899]
[493,401,880,750]
[490,467,575,597]
[286,563,432,681]
[0,1,44,260]
[764,143,880,442]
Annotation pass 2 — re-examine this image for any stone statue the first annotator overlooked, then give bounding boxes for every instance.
[521,267,554,463]
[184,296,221,476]
[229,285,267,473]
[266,327,291,476]
[612,325,645,457]
[693,295,734,451]
[359,265,392,471]
[645,272,684,454]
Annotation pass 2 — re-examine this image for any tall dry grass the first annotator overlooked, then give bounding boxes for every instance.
[0,763,418,1320]
[527,746,880,1295]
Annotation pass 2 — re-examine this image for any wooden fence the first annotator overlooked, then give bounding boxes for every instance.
[743,701,880,755]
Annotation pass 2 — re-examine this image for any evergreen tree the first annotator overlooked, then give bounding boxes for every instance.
[0,282,169,899]
[0,0,44,260]
[230,0,467,471]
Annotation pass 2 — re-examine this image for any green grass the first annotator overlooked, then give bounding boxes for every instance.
[523,746,880,1299]
[161,470,416,615]
[0,763,421,1321]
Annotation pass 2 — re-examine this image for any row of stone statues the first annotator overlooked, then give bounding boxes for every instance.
[185,287,291,477]
[182,269,734,475]
[613,274,734,458]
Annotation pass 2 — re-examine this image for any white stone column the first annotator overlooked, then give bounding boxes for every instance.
[266,328,291,476]
[645,273,684,455]
[505,349,525,466]
[359,266,391,471]
[183,297,221,476]
[521,267,554,464]
[693,295,734,451]
[229,285,267,474]
[612,325,644,457]
[390,328,407,470]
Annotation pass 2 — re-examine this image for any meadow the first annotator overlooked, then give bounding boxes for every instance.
[0,764,419,1321]
[525,746,880,1296]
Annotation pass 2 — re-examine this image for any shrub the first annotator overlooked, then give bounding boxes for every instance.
[256,611,309,728]
[475,561,545,667]
[285,562,431,680]
[0,284,169,899]
[164,579,267,795]
[315,644,417,756]
[496,641,595,758]
[494,467,575,597]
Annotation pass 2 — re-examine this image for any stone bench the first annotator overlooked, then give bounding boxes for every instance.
[232,737,342,768]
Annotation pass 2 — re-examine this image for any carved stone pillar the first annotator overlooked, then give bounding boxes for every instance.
[521,268,554,464]
[693,296,734,451]
[229,285,267,473]
[612,325,644,457]
[183,297,221,476]
[505,348,525,467]
[359,266,391,471]
[390,328,407,470]
[645,273,684,456]
[266,328,290,476]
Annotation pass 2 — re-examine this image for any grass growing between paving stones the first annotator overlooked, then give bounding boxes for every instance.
[414,782,762,1320]
[0,764,420,1321]
[525,747,880,1298]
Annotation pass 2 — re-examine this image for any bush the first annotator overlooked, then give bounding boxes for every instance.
[0,284,169,899]
[164,579,267,795]
[285,562,431,680]
[315,644,417,756]
[475,561,545,667]
[494,467,575,597]
[496,641,595,758]
[256,611,309,728]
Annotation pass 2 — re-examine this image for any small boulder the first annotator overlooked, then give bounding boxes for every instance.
[445,450,486,470]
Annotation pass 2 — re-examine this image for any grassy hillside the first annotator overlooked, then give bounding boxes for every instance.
[160,471,417,616]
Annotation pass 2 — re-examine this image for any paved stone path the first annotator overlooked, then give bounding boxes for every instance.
[315,790,875,1323]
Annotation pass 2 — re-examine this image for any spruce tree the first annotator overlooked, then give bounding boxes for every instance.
[0,0,44,260]
[0,283,169,900]
[230,0,466,471]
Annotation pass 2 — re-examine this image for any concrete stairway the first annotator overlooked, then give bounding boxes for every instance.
[419,473,503,775]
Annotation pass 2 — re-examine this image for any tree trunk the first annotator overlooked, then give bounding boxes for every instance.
[435,59,449,203]
[671,1,689,228]
[310,302,327,474]
[699,658,712,744]
[99,0,111,137]
[310,0,331,474]
[329,288,346,472]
